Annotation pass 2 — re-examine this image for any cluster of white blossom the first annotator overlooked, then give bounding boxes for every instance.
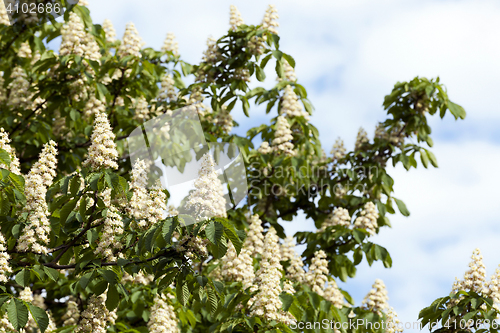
[158,73,177,102]
[374,123,388,141]
[331,138,346,161]
[280,236,296,262]
[485,266,500,312]
[17,141,58,254]
[7,66,32,110]
[83,111,119,170]
[162,32,179,56]
[361,279,389,315]
[185,153,227,221]
[117,23,144,58]
[354,127,369,151]
[62,297,81,326]
[281,85,309,120]
[452,248,487,295]
[305,250,329,295]
[250,228,293,324]
[202,36,220,64]
[229,5,244,31]
[102,19,116,44]
[247,35,264,55]
[133,96,150,122]
[60,12,100,62]
[257,142,272,154]
[221,242,255,288]
[261,4,279,35]
[375,123,405,147]
[128,159,150,228]
[214,106,233,133]
[233,67,251,82]
[385,307,404,333]
[149,184,167,222]
[127,159,167,230]
[353,202,378,236]
[0,128,21,174]
[0,314,14,332]
[68,77,90,102]
[271,116,295,156]
[324,279,345,309]
[18,42,32,58]
[95,191,124,261]
[52,110,71,139]
[278,59,297,82]
[280,236,305,283]
[283,280,296,295]
[83,93,106,119]
[0,1,9,25]
[243,214,265,256]
[320,207,351,231]
[196,37,220,82]
[19,286,32,302]
[122,271,154,285]
[75,293,117,333]
[177,234,209,259]
[0,232,11,283]
[248,5,279,55]
[147,293,180,333]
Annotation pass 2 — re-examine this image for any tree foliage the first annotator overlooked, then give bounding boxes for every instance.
[0,2,477,333]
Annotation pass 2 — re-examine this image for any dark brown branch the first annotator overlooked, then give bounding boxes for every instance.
[43,251,168,270]
[50,191,99,264]
[10,97,50,135]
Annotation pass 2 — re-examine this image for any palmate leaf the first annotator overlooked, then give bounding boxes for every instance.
[0,148,11,167]
[7,299,28,331]
[27,304,49,333]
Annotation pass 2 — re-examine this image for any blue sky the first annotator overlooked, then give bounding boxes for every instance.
[85,0,500,330]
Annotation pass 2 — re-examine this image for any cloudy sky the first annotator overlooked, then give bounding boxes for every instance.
[85,0,500,330]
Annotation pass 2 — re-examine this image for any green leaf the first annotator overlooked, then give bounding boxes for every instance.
[206,286,218,314]
[240,96,250,117]
[158,268,178,289]
[162,217,177,243]
[205,221,224,245]
[104,172,119,190]
[105,284,120,311]
[463,310,477,323]
[59,199,78,225]
[27,304,49,333]
[8,173,24,192]
[80,271,95,289]
[99,269,118,284]
[223,227,242,255]
[420,150,429,168]
[15,269,30,287]
[447,101,466,120]
[0,148,11,167]
[288,300,304,320]
[42,266,60,281]
[255,66,266,82]
[394,198,410,217]
[427,150,438,167]
[279,294,293,311]
[7,299,29,331]
[92,280,108,296]
[282,53,296,68]
[69,175,81,197]
[87,229,98,245]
